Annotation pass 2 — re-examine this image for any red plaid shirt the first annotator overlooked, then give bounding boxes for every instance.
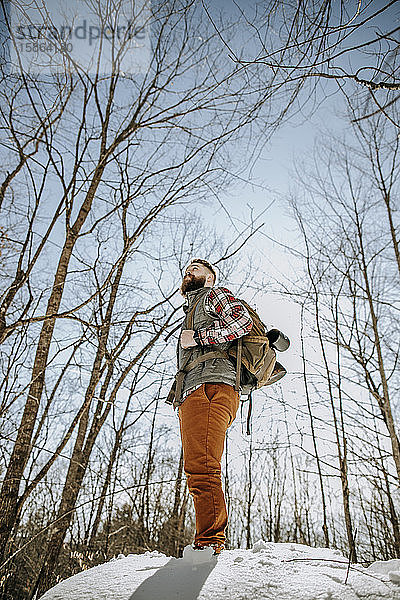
[196,287,253,345]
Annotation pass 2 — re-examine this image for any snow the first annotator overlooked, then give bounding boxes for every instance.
[368,559,400,585]
[39,541,400,600]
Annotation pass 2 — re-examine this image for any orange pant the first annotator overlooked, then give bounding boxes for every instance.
[178,383,240,546]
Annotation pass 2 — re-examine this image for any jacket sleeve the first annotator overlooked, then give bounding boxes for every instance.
[196,287,253,345]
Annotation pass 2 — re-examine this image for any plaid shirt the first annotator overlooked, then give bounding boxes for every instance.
[196,287,253,345]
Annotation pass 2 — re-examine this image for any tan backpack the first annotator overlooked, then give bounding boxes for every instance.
[228,299,289,396]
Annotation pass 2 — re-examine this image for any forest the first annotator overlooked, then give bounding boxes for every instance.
[0,1,399,598]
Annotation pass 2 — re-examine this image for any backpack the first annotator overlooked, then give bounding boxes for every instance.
[166,296,289,407]
[228,299,290,396]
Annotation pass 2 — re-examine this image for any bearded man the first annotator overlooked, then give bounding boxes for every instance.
[168,259,253,555]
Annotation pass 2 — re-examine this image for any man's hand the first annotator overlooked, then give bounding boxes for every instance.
[180,329,198,348]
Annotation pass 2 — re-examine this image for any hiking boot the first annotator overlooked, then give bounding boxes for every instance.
[211,543,224,556]
[192,542,224,556]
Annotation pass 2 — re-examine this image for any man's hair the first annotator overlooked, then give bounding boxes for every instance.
[189,258,217,284]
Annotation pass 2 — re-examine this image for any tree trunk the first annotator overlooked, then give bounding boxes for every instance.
[354,210,400,483]
[300,304,330,547]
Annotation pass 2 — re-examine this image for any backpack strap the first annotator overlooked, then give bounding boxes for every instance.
[235,337,242,392]
[186,295,203,329]
[240,392,253,436]
[246,391,253,435]
[243,335,269,343]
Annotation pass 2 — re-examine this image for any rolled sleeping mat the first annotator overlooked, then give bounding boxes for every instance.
[266,328,290,352]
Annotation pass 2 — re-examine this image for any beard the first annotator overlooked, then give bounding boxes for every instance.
[180,273,207,295]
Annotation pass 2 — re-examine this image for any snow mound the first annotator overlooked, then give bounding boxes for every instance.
[369,559,400,575]
[368,559,400,586]
[39,542,400,600]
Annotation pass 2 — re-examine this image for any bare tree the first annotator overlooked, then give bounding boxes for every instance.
[203,1,400,125]
[287,104,400,560]
[0,0,276,581]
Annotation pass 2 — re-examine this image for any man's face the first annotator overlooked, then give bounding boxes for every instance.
[180,263,209,295]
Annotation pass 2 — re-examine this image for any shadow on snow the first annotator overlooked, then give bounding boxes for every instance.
[129,556,217,600]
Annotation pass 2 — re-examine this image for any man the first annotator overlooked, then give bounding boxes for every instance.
[170,259,253,555]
